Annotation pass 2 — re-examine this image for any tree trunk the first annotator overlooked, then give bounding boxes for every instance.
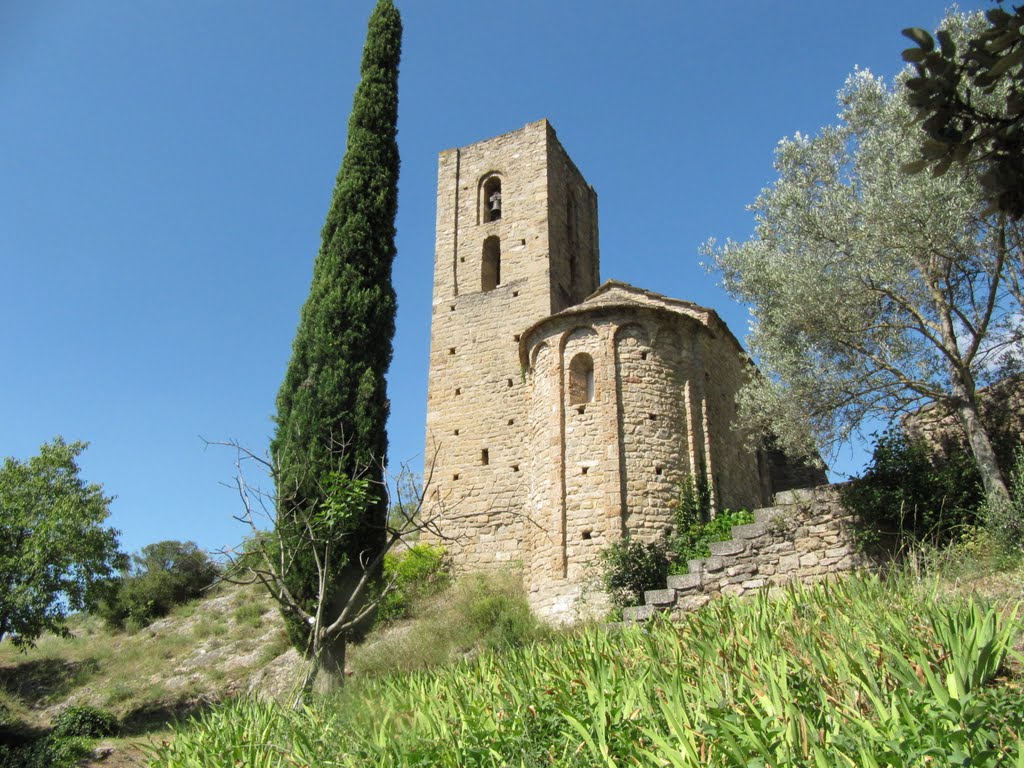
[950,371,1010,502]
[312,633,348,696]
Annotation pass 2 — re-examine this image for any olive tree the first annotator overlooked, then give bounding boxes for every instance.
[704,50,1024,501]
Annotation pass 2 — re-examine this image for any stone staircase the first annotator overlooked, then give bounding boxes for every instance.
[622,485,865,622]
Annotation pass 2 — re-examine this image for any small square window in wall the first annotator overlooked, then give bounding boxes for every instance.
[507,378,513,388]
[448,347,456,355]
[452,473,460,481]
[581,466,589,475]
[581,529,592,540]
[454,428,460,436]
[655,466,663,476]
[455,388,461,396]
[511,464,520,472]
[450,304,456,312]
[512,291,519,297]
[641,351,648,360]
[577,405,586,415]
[507,419,514,426]
[648,413,658,421]
[513,334,521,342]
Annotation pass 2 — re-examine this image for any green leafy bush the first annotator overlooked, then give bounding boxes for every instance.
[0,735,93,768]
[981,446,1024,558]
[96,540,219,630]
[598,538,669,609]
[375,543,450,625]
[841,429,984,551]
[51,705,117,738]
[351,570,547,676]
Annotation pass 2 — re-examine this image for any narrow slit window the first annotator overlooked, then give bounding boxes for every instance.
[481,449,489,466]
[482,236,501,292]
[568,353,595,405]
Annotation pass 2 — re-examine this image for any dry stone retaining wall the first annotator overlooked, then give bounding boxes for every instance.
[623,484,870,621]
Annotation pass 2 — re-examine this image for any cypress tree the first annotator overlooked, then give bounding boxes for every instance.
[271,0,401,683]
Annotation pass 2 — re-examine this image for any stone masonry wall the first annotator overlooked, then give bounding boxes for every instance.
[623,485,870,622]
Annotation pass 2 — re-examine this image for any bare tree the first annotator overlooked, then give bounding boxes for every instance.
[207,438,446,699]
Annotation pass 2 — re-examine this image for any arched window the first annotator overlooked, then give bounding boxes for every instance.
[482,236,500,292]
[482,175,502,222]
[568,353,595,404]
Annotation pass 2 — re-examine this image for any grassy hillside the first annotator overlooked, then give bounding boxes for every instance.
[0,583,297,766]
[150,572,1024,768]
[2,563,1022,767]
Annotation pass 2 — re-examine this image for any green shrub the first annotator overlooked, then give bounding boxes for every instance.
[375,544,451,625]
[96,540,219,630]
[598,538,669,609]
[51,705,117,738]
[841,428,984,552]
[982,446,1024,557]
[351,570,547,676]
[232,601,265,628]
[457,573,542,651]
[0,735,94,768]
[667,508,755,574]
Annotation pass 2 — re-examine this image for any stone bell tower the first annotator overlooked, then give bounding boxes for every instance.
[423,119,599,570]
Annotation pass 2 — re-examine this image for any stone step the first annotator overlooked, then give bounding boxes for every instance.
[622,604,655,622]
[666,572,702,592]
[708,538,746,557]
[674,593,712,613]
[754,506,786,525]
[730,522,768,539]
[773,487,816,506]
[687,559,706,576]
[644,588,677,607]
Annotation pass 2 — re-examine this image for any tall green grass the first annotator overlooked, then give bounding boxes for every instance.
[147,575,1023,767]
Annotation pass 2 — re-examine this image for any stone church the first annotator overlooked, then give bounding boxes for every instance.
[422,119,817,619]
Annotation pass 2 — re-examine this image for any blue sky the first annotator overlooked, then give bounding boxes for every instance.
[1,1,986,558]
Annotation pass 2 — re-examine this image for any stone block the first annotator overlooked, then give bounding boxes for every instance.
[741,578,766,590]
[799,553,820,568]
[674,594,711,613]
[726,563,756,578]
[731,522,768,539]
[622,604,654,622]
[644,588,677,607]
[666,572,702,592]
[709,539,746,557]
[777,554,801,573]
[703,556,725,573]
[754,507,786,525]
